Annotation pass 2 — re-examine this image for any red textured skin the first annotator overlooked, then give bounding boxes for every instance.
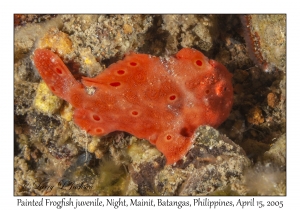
[33,48,233,164]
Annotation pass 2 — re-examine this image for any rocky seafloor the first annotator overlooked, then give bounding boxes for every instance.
[14,14,286,195]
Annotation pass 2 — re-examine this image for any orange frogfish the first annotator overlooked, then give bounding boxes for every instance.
[33,48,233,164]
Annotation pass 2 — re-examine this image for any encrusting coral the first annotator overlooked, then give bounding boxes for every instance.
[33,48,233,164]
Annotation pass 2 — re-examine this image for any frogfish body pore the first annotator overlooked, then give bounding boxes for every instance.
[33,48,233,164]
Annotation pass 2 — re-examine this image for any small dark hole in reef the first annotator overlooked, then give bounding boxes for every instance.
[180,127,192,137]
[205,89,210,94]
[196,60,202,66]
[224,87,227,91]
[93,114,100,121]
[129,62,137,66]
[110,82,121,87]
[56,68,62,74]
[65,60,83,80]
[117,70,125,75]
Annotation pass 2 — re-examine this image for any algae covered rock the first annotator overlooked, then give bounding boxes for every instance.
[249,15,286,72]
[127,126,251,196]
[34,81,63,115]
[264,133,286,168]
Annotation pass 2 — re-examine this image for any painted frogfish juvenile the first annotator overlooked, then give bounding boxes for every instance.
[33,48,233,164]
